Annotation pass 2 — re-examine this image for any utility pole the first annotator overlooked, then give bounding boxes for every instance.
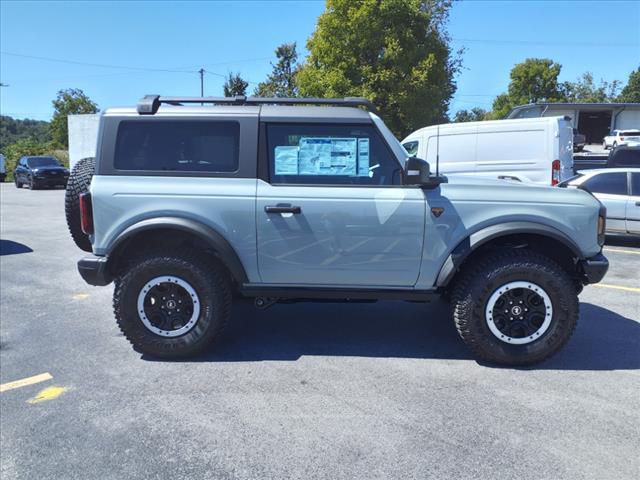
[198,69,204,97]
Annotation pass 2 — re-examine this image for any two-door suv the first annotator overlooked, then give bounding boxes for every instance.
[67,95,609,365]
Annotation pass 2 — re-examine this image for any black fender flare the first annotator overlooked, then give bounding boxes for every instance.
[107,217,248,284]
[435,221,584,287]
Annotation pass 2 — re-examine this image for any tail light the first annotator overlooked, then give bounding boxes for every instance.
[79,192,94,235]
[551,159,561,186]
[620,137,625,141]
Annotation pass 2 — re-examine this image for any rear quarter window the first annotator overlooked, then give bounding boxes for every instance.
[114,120,239,172]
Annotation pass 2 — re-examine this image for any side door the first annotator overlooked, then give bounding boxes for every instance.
[627,172,640,234]
[582,171,629,233]
[256,122,425,287]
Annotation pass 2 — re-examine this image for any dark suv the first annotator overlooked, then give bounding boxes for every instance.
[14,156,69,189]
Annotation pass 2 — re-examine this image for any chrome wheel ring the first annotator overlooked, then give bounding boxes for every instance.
[485,281,553,345]
[136,276,200,337]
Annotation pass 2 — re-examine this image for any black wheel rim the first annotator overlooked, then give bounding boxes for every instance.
[485,281,553,344]
[137,276,200,337]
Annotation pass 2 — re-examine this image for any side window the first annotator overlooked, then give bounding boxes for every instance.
[631,173,640,196]
[266,123,402,186]
[403,141,419,157]
[583,172,628,196]
[114,120,239,173]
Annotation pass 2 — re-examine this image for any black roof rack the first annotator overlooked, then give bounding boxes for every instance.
[137,95,377,115]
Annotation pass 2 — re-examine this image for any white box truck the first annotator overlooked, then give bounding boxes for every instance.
[401,116,574,185]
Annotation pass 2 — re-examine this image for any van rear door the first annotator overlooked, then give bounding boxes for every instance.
[556,117,574,182]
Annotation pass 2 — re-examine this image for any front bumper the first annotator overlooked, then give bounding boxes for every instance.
[78,255,112,286]
[579,253,609,284]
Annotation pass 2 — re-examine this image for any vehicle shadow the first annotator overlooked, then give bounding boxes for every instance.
[534,303,640,371]
[605,235,640,248]
[144,301,639,371]
[0,239,33,256]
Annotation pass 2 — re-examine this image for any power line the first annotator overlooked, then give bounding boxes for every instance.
[452,38,639,47]
[1,51,199,73]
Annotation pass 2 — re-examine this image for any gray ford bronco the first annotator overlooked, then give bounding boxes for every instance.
[66,95,609,365]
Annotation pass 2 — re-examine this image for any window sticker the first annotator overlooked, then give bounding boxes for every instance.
[274,146,299,174]
[357,138,370,177]
[274,136,370,176]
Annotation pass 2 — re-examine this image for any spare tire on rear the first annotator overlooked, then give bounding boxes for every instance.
[65,157,95,252]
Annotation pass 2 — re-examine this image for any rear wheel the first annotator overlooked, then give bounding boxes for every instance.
[65,157,95,252]
[451,250,578,366]
[113,250,232,359]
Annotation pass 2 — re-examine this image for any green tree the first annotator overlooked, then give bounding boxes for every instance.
[618,67,640,102]
[49,88,98,148]
[223,72,249,97]
[254,43,300,97]
[561,72,621,103]
[297,0,460,137]
[488,58,565,119]
[0,115,50,151]
[453,107,487,122]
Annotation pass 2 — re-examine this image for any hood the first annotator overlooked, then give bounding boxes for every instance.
[440,174,601,209]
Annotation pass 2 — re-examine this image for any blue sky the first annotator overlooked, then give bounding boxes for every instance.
[1,0,638,121]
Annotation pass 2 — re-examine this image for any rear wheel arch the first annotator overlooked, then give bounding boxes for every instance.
[106,218,248,287]
[436,222,584,289]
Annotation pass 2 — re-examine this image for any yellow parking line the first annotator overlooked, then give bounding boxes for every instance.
[604,248,640,255]
[592,283,640,293]
[0,372,53,393]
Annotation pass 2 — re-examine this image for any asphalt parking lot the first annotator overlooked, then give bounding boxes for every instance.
[1,183,639,480]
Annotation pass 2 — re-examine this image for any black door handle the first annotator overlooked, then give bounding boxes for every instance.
[265,205,302,214]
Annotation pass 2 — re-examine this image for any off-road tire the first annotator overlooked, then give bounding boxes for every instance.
[450,249,578,366]
[113,250,232,359]
[65,157,95,252]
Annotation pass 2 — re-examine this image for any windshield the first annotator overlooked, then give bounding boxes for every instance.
[557,173,584,188]
[27,157,59,168]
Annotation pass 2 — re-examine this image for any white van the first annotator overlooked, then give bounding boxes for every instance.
[401,116,574,185]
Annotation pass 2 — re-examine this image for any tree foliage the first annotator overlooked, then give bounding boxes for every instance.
[488,58,564,119]
[618,67,640,102]
[453,108,487,123]
[297,0,460,137]
[49,88,98,148]
[223,72,249,97]
[0,115,50,151]
[561,72,621,103]
[254,43,300,97]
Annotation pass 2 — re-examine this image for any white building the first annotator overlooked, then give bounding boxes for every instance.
[507,103,640,144]
[67,113,100,169]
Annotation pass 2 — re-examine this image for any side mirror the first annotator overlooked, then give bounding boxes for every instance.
[404,157,430,185]
[404,157,445,188]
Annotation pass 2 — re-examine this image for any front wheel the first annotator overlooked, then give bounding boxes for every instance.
[451,250,578,366]
[113,250,232,359]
